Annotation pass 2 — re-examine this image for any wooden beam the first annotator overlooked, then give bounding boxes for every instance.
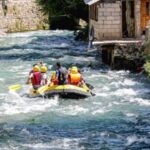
[93,40,142,46]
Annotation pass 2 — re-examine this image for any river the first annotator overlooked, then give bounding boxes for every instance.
[0,30,150,150]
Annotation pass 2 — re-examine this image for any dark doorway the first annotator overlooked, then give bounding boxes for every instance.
[122,0,135,38]
[122,1,128,38]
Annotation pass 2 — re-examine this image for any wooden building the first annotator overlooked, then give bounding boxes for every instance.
[84,0,150,40]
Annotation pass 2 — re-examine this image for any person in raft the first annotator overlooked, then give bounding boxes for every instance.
[67,66,84,86]
[26,65,41,90]
[50,71,58,86]
[55,62,68,85]
[40,65,48,86]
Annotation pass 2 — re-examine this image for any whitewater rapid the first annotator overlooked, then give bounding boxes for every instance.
[0,30,150,150]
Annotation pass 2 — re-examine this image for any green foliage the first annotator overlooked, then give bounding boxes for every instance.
[144,61,150,77]
[144,41,150,55]
[145,55,150,62]
[36,0,88,22]
[143,41,150,77]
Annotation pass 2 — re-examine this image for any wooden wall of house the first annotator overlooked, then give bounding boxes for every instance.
[141,0,150,34]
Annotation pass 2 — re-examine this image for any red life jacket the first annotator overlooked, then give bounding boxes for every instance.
[31,72,41,86]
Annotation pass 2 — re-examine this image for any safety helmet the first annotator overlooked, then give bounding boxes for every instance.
[71,66,78,74]
[33,65,40,72]
[41,66,48,73]
[51,71,56,76]
[51,71,56,78]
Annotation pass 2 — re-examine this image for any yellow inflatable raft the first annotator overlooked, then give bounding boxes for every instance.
[29,83,93,99]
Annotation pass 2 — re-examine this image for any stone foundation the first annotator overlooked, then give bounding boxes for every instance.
[0,0,48,33]
[99,43,145,72]
[113,44,145,71]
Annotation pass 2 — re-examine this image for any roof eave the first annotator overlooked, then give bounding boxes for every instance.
[84,0,99,5]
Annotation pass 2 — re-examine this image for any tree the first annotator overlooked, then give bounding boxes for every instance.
[36,0,88,23]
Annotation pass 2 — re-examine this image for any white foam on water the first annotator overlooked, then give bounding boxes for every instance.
[136,87,150,95]
[101,86,110,91]
[23,143,52,149]
[59,55,96,64]
[100,131,108,137]
[125,113,137,117]
[126,135,138,145]
[23,137,83,149]
[0,78,5,82]
[92,107,110,115]
[126,135,150,146]
[50,43,70,48]
[20,128,32,137]
[0,92,59,116]
[123,79,136,86]
[0,94,6,100]
[57,105,89,116]
[115,70,130,75]
[110,82,121,88]
[8,91,25,104]
[112,101,120,105]
[95,92,109,97]
[93,102,102,105]
[111,88,137,96]
[129,98,150,106]
[88,73,114,80]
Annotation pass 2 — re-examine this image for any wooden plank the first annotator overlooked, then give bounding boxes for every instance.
[93,40,142,46]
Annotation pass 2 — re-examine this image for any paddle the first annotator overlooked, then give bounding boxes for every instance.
[86,83,94,90]
[8,84,22,91]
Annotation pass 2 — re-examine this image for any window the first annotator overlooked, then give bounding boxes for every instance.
[90,3,98,21]
[146,1,150,16]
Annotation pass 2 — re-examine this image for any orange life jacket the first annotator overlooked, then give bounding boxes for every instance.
[69,73,81,85]
[51,74,58,85]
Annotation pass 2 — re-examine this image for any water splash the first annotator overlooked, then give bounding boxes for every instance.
[0,31,150,149]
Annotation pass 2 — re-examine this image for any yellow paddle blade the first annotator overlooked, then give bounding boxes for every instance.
[8,84,22,91]
[37,85,49,95]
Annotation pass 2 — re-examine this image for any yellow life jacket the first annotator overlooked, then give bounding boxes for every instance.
[70,73,81,85]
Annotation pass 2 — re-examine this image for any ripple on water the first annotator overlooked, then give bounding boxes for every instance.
[0,31,150,149]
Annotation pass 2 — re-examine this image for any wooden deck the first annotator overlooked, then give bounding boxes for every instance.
[93,40,143,46]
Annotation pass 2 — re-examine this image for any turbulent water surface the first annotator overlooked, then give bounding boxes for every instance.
[0,30,150,150]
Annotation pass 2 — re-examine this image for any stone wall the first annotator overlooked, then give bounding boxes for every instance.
[90,1,122,40]
[89,0,142,40]
[113,43,145,71]
[0,0,48,33]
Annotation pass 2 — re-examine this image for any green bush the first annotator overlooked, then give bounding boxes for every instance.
[144,61,150,77]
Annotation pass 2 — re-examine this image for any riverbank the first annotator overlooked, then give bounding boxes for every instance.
[0,0,48,33]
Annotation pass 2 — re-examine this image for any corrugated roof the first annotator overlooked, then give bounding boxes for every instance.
[84,0,99,5]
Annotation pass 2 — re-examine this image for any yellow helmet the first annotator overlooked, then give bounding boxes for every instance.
[41,66,48,73]
[52,71,56,75]
[71,66,78,74]
[33,65,40,72]
[51,71,56,78]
